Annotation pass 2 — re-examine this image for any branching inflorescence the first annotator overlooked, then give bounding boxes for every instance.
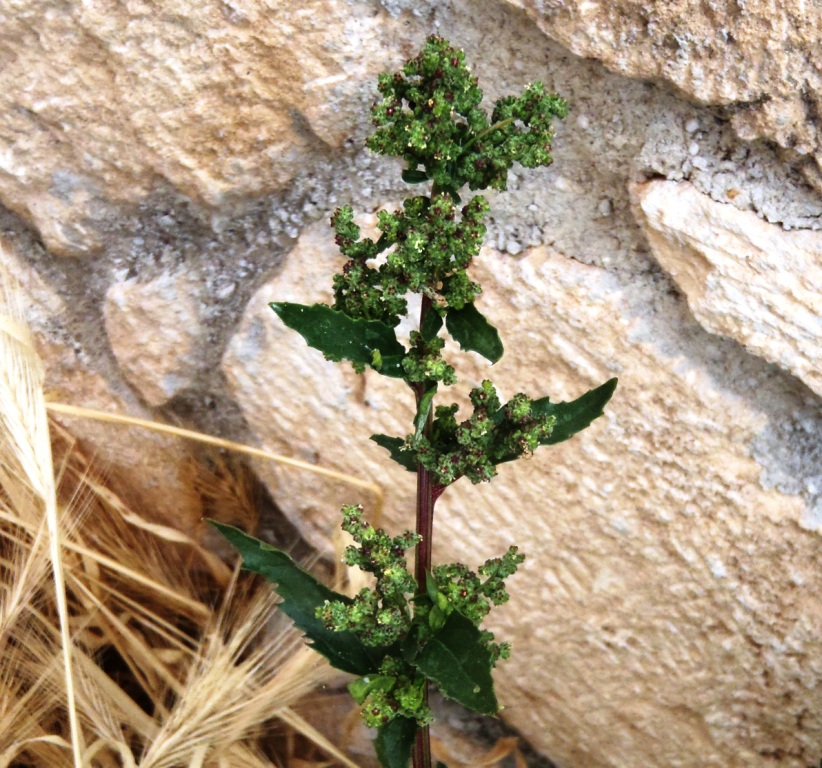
[212,35,616,768]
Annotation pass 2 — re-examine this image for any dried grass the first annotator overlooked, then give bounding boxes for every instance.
[0,262,359,768]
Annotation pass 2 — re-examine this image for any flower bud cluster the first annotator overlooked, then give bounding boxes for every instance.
[317,505,420,647]
[367,35,567,194]
[428,545,525,663]
[350,656,432,728]
[402,331,456,385]
[409,380,556,486]
[331,193,489,330]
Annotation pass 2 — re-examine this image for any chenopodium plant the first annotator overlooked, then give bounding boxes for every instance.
[212,36,617,768]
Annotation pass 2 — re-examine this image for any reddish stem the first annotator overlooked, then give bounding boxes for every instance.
[412,294,435,768]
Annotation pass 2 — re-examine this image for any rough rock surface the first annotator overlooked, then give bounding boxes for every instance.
[1,239,197,530]
[0,0,404,256]
[104,270,206,406]
[632,180,822,398]
[507,0,822,192]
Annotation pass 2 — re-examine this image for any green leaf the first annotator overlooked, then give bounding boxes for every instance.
[374,716,418,768]
[420,309,444,341]
[412,612,498,716]
[402,168,429,184]
[370,434,417,472]
[532,377,617,446]
[445,304,503,363]
[208,521,383,676]
[270,302,406,377]
[414,383,438,441]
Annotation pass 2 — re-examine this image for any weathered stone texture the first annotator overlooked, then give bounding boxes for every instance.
[0,0,401,256]
[104,270,206,406]
[508,0,822,191]
[1,239,197,530]
[632,180,822,397]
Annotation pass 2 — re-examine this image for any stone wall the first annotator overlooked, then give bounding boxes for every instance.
[2,0,821,765]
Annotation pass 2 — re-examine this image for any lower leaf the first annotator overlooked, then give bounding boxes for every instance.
[374,716,418,768]
[208,521,383,676]
[412,611,498,716]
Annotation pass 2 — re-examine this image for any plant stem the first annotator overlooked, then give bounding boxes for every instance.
[412,292,435,768]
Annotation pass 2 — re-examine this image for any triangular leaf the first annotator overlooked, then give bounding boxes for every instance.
[374,716,418,768]
[402,168,430,184]
[532,377,617,446]
[370,434,417,472]
[208,521,383,676]
[420,309,444,341]
[412,612,498,716]
[445,304,503,363]
[270,302,406,377]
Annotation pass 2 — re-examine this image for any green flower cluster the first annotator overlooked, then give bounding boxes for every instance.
[349,656,431,728]
[367,35,568,195]
[317,505,420,647]
[331,193,489,327]
[321,505,526,728]
[409,380,557,486]
[425,545,526,664]
[401,331,456,385]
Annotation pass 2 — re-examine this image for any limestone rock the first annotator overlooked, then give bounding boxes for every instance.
[0,0,401,256]
[0,239,198,531]
[507,0,822,190]
[631,180,822,397]
[104,270,205,407]
[223,217,822,766]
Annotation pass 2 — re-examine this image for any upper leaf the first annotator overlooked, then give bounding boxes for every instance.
[370,434,417,472]
[374,716,418,768]
[445,304,503,363]
[531,377,618,446]
[412,611,498,716]
[209,521,383,676]
[402,168,430,184]
[270,302,406,377]
[420,308,444,341]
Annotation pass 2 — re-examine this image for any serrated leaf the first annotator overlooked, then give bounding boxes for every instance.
[412,612,498,716]
[375,716,418,768]
[531,377,617,446]
[402,168,430,184]
[208,521,383,676]
[270,302,406,377]
[370,434,417,472]
[445,304,503,363]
